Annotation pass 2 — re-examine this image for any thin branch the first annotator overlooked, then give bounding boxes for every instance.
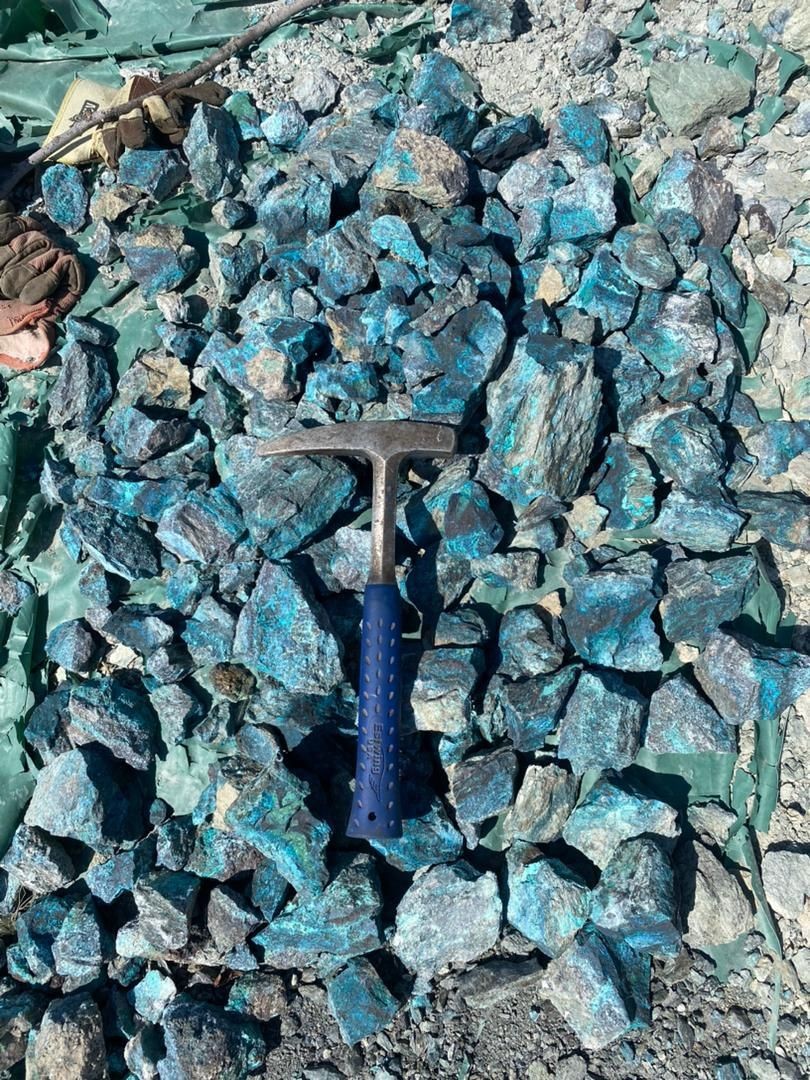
[1,0,330,197]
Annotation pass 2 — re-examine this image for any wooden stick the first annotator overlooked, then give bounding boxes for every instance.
[0,0,329,197]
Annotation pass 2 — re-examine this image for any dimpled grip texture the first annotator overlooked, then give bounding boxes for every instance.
[346,582,403,839]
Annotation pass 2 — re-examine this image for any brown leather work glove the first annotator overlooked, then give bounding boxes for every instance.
[95,79,229,166]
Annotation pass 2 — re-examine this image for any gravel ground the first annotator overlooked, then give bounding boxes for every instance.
[213,1,810,1077]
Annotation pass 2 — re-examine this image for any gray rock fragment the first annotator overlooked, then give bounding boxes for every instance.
[649,60,752,137]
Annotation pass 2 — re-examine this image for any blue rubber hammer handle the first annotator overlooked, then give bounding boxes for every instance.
[346,582,402,839]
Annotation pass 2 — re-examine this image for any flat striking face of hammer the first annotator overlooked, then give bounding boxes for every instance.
[259,420,456,840]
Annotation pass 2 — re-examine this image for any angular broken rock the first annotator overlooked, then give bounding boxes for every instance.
[457,957,545,1010]
[659,553,757,647]
[562,566,662,672]
[28,995,106,1080]
[447,746,518,826]
[506,845,591,957]
[392,861,501,979]
[371,128,469,207]
[645,673,736,755]
[693,630,810,727]
[503,763,578,845]
[558,670,645,775]
[325,957,399,1046]
[761,850,810,920]
[478,332,601,508]
[643,150,737,248]
[682,841,754,947]
[648,60,752,138]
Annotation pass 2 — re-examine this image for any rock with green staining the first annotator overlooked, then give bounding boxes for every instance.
[595,333,662,433]
[562,775,680,868]
[369,213,427,266]
[326,958,399,1045]
[694,629,810,727]
[186,826,263,883]
[591,838,680,957]
[558,670,645,775]
[626,289,718,397]
[52,895,112,989]
[0,570,35,615]
[651,489,745,551]
[540,927,651,1050]
[485,666,580,751]
[215,435,357,559]
[5,894,72,985]
[369,798,464,872]
[735,491,810,551]
[612,224,677,290]
[44,619,98,674]
[563,564,662,672]
[401,301,507,425]
[207,884,262,954]
[84,840,155,903]
[479,332,601,509]
[645,672,735,754]
[550,165,615,246]
[515,195,552,261]
[184,103,242,200]
[570,248,639,332]
[406,458,503,559]
[25,746,146,853]
[48,340,113,430]
[225,759,331,894]
[27,995,107,1079]
[504,763,578,845]
[648,60,752,138]
[548,103,609,170]
[496,606,564,679]
[628,403,726,494]
[181,596,236,666]
[65,505,161,580]
[471,115,539,171]
[392,861,501,980]
[159,997,264,1080]
[261,99,307,148]
[66,676,158,770]
[234,559,342,693]
[507,845,591,957]
[447,746,518,826]
[156,487,246,563]
[371,128,469,207]
[0,824,75,895]
[257,169,332,245]
[119,224,199,301]
[226,971,286,1022]
[41,163,88,233]
[253,855,382,968]
[446,0,517,44]
[642,150,737,248]
[595,435,657,531]
[118,148,188,201]
[742,420,810,480]
[659,553,757,646]
[117,871,200,958]
[411,647,485,734]
[129,969,177,1023]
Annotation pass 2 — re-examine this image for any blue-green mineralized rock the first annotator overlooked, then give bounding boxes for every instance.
[497,606,564,678]
[558,670,645,774]
[548,103,609,170]
[0,570,34,615]
[642,150,736,248]
[369,798,464,871]
[253,854,382,967]
[742,420,810,480]
[411,646,485,734]
[471,115,539,171]
[613,224,677,290]
[595,435,657,531]
[562,775,680,868]
[406,459,502,558]
[51,894,112,989]
[659,552,757,645]
[549,165,615,246]
[694,629,810,726]
[591,838,680,958]
[570,247,638,332]
[224,90,263,140]
[503,763,578,845]
[159,997,264,1080]
[6,895,72,984]
[119,225,200,302]
[369,213,427,266]
[627,288,718,400]
[406,52,479,149]
[400,301,507,424]
[627,403,726,493]
[41,163,87,233]
[563,561,662,671]
[225,759,331,894]
[506,845,591,957]
[735,491,810,551]
[210,237,263,303]
[651,489,746,551]
[485,666,580,751]
[446,0,517,44]
[48,341,113,430]
[371,128,469,207]
[645,673,736,754]
[103,606,173,656]
[184,103,242,200]
[447,746,518,826]
[117,870,200,957]
[0,824,75,895]
[83,840,155,903]
[207,884,262,954]
[156,488,246,563]
[326,958,399,1045]
[66,677,158,770]
[234,559,342,693]
[44,619,98,674]
[257,169,332,245]
[215,435,357,558]
[182,597,235,666]
[129,969,177,1023]
[478,332,600,508]
[118,148,188,201]
[261,100,307,148]
[391,861,501,980]
[540,927,650,1050]
[24,746,146,853]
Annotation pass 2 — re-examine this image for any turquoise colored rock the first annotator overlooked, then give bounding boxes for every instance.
[626,289,717,397]
[45,619,97,674]
[628,404,725,494]
[223,90,263,140]
[570,248,638,332]
[118,149,187,200]
[406,459,502,559]
[486,666,579,751]
[48,341,113,429]
[506,845,591,956]
[651,489,745,551]
[129,969,177,1023]
[472,115,539,171]
[119,224,199,301]
[371,128,469,208]
[184,103,242,200]
[253,854,381,967]
[446,0,517,44]
[156,487,245,563]
[41,163,87,233]
[613,224,676,290]
[659,553,757,646]
[497,606,564,678]
[595,435,656,530]
[369,213,427,266]
[369,798,464,872]
[159,997,264,1080]
[6,895,72,984]
[645,673,736,754]
[257,170,332,245]
[558,670,646,774]
[478,332,601,508]
[743,420,810,480]
[549,103,609,167]
[642,150,737,248]
[67,676,158,770]
[447,746,518,825]
[326,957,399,1045]
[591,838,680,957]
[261,100,307,148]
[550,165,615,246]
[0,824,75,895]
[735,491,810,551]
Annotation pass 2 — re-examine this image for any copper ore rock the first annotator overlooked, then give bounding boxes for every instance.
[371,128,469,207]
[325,958,399,1045]
[558,670,645,775]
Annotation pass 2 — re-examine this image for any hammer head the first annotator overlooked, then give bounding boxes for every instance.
[258,420,456,467]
